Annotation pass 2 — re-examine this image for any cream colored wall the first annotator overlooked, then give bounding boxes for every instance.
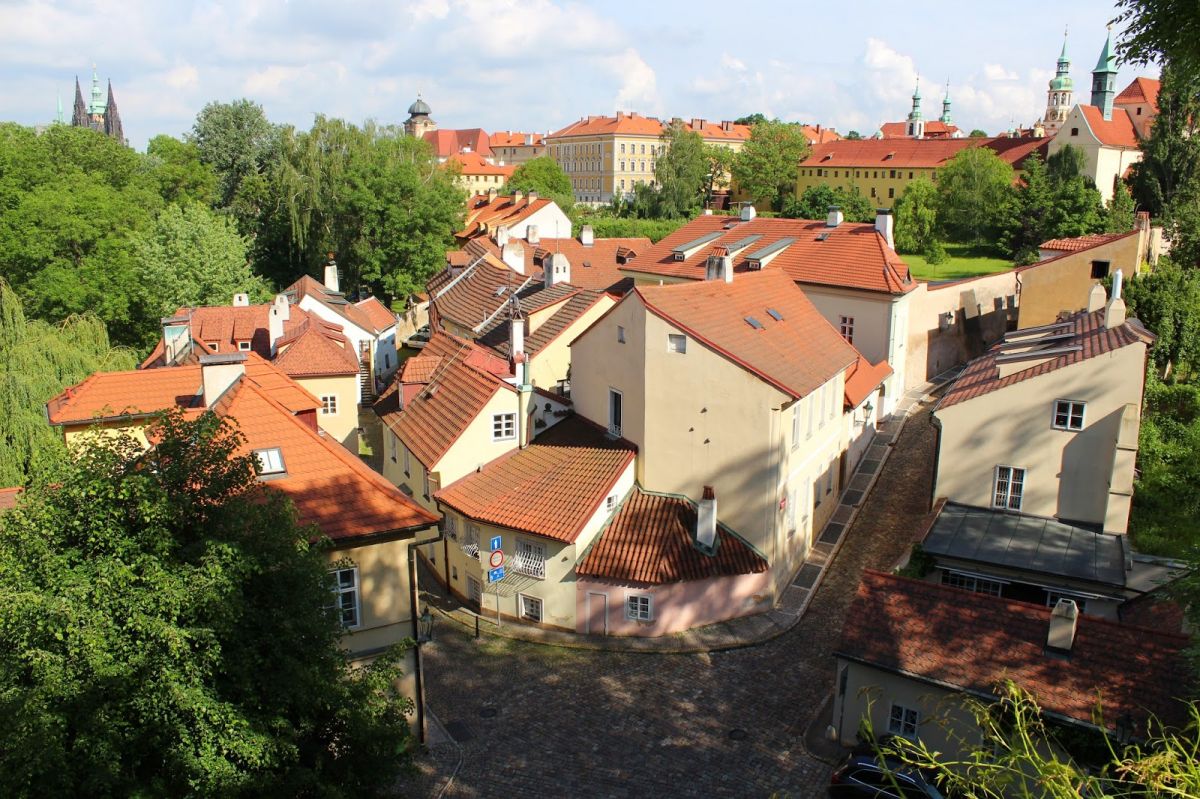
[527,295,615,389]
[63,420,151,450]
[457,171,509,196]
[435,387,523,482]
[297,374,360,450]
[934,342,1147,530]
[796,167,937,209]
[1049,108,1142,202]
[328,536,417,655]
[1018,233,1144,328]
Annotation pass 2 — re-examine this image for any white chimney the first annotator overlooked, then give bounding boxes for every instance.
[875,208,895,250]
[527,224,540,245]
[268,305,286,356]
[544,252,570,287]
[273,293,290,321]
[706,253,733,283]
[826,205,844,228]
[1046,598,1079,652]
[528,190,539,203]
[697,486,717,549]
[740,205,757,222]
[496,225,510,248]
[487,186,498,202]
[161,315,192,366]
[580,225,595,247]
[1105,269,1126,329]
[323,254,340,293]
[1087,283,1107,313]
[513,191,524,204]
[502,240,525,274]
[200,353,247,407]
[232,293,250,307]
[524,133,533,145]
[462,144,472,154]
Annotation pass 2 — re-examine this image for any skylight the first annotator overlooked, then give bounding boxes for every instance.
[766,308,784,321]
[494,286,508,296]
[254,447,286,476]
[745,316,764,330]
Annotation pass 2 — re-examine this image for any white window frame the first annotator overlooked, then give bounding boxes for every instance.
[320,394,337,415]
[806,395,815,438]
[606,494,618,513]
[786,486,798,538]
[514,539,547,579]
[992,465,1025,512]
[518,593,543,623]
[839,315,855,343]
[608,388,623,437]
[329,566,360,629]
[253,447,285,476]
[791,406,801,450]
[942,570,1005,597]
[667,333,687,354]
[492,412,516,441]
[238,341,251,351]
[625,593,653,621]
[1052,399,1086,431]
[888,703,920,739]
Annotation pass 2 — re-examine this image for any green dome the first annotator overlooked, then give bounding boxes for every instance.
[1050,75,1073,91]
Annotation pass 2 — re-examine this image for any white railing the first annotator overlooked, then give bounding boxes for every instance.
[461,542,480,560]
[512,552,545,579]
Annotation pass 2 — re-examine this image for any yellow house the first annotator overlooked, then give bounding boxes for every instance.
[45,351,440,737]
[488,131,546,165]
[443,149,515,197]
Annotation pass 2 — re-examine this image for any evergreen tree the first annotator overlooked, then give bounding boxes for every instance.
[1104,183,1137,234]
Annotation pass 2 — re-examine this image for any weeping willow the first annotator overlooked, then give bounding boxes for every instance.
[0,279,137,487]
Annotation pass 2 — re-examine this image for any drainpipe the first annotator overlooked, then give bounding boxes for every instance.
[928,413,943,513]
[408,522,445,745]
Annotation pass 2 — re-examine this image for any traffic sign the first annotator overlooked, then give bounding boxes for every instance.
[489,535,502,551]
[489,549,505,569]
[488,566,506,583]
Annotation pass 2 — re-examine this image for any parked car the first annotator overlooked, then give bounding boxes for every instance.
[405,325,431,350]
[828,752,946,798]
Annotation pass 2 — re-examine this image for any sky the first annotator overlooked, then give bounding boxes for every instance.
[0,0,1154,151]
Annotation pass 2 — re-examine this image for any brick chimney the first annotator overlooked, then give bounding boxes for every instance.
[697,486,717,549]
[201,353,247,407]
[875,208,894,250]
[1105,269,1126,329]
[324,252,340,292]
[1046,598,1079,653]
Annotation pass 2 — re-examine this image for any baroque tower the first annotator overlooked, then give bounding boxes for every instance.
[404,94,437,138]
[939,81,953,126]
[1042,29,1074,136]
[906,79,924,138]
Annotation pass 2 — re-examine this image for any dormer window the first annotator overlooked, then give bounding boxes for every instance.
[254,447,286,476]
[238,341,251,351]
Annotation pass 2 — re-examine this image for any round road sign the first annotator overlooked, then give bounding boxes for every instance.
[489,550,505,569]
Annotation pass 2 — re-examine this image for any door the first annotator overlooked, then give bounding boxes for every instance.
[467,576,482,609]
[608,389,623,436]
[586,592,608,635]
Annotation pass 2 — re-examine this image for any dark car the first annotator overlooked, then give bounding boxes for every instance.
[828,753,946,798]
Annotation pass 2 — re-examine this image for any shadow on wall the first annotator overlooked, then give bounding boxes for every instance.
[919,294,1014,381]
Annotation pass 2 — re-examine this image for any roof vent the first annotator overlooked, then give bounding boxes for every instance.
[740,205,757,222]
[817,231,831,241]
[745,316,764,330]
[1046,598,1079,654]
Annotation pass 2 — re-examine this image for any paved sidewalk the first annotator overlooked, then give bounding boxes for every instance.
[420,368,962,654]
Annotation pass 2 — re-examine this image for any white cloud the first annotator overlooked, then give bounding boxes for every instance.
[862,37,919,106]
[983,63,1019,81]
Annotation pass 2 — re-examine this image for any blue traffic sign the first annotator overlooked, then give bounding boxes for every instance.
[488,566,506,583]
[489,535,502,551]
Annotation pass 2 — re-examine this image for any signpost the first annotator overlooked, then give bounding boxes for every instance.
[488,537,505,627]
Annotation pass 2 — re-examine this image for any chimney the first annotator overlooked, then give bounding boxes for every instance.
[706,249,733,282]
[696,486,717,549]
[544,252,571,287]
[502,240,525,274]
[1087,283,1107,313]
[200,353,247,407]
[496,225,510,248]
[527,224,540,245]
[826,205,844,228]
[524,133,533,145]
[160,315,192,366]
[462,144,472,154]
[691,118,705,130]
[508,296,526,369]
[721,120,732,131]
[580,224,595,246]
[1105,269,1126,328]
[324,253,340,293]
[528,190,539,203]
[487,186,499,202]
[740,205,757,222]
[273,293,290,321]
[875,208,895,250]
[232,293,250,307]
[513,190,524,204]
[268,305,286,356]
[1046,598,1079,653]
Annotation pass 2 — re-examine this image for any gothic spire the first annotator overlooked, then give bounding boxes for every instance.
[71,76,88,127]
[103,80,125,145]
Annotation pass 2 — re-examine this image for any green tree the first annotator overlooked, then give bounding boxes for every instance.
[190,99,277,209]
[506,156,573,212]
[969,128,988,137]
[0,280,136,487]
[783,184,874,223]
[1104,182,1137,233]
[702,143,735,206]
[1116,0,1200,78]
[0,409,418,797]
[653,122,708,218]
[144,135,219,206]
[892,179,939,255]
[1123,259,1200,376]
[1128,65,1200,235]
[732,120,811,211]
[845,130,863,140]
[936,147,1015,243]
[733,113,768,126]
[1002,153,1057,263]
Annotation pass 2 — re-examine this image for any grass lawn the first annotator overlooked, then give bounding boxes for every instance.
[904,244,1014,282]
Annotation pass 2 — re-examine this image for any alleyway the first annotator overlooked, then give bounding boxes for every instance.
[404,398,941,798]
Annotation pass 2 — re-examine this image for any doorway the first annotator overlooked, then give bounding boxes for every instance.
[586,592,608,635]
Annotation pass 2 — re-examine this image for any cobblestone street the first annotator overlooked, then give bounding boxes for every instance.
[406,398,940,799]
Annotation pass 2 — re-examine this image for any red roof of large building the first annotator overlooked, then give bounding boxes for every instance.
[1116,77,1160,109]
[622,214,916,295]
[423,128,491,159]
[837,570,1191,731]
[548,112,750,142]
[803,136,1046,171]
[434,415,636,544]
[488,131,544,148]
[630,270,861,400]
[801,124,841,145]
[1077,105,1141,148]
[576,487,767,584]
[938,310,1154,410]
[446,150,516,177]
[877,120,962,139]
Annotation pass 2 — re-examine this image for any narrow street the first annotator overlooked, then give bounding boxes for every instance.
[403,398,941,798]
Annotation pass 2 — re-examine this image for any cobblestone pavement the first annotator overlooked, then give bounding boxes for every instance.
[403,399,940,799]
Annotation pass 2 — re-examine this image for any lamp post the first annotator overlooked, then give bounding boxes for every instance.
[863,400,874,425]
[417,606,434,644]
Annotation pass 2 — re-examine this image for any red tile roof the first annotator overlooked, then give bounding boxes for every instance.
[622,214,916,295]
[632,270,861,400]
[801,124,842,145]
[374,332,511,469]
[549,112,670,139]
[577,487,767,584]
[1078,105,1141,148]
[434,415,636,544]
[272,324,359,377]
[478,287,606,359]
[1116,77,1160,109]
[938,310,1154,410]
[878,120,962,139]
[0,487,23,512]
[139,303,345,366]
[488,131,544,148]
[844,356,893,409]
[458,194,559,240]
[400,354,444,384]
[446,150,516,177]
[430,258,534,332]
[423,128,491,159]
[1039,231,1135,253]
[838,571,1191,731]
[464,236,650,295]
[803,136,1045,171]
[285,275,395,335]
[354,296,397,332]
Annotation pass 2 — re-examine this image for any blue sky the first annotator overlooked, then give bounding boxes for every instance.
[0,0,1152,150]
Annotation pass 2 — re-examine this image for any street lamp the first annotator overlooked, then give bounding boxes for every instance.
[417,606,434,644]
[863,400,874,424]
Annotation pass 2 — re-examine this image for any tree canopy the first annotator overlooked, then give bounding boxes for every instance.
[783,183,873,223]
[653,122,709,218]
[935,147,1015,244]
[892,179,940,255]
[0,409,418,797]
[190,99,278,209]
[732,120,810,211]
[506,156,573,211]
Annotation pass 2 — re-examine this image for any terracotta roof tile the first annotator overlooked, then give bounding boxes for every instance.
[458,194,559,240]
[0,487,23,512]
[430,259,534,332]
[1116,77,1160,108]
[1078,105,1141,148]
[464,236,649,295]
[801,124,842,144]
[423,128,491,159]
[445,150,516,177]
[576,487,767,584]
[400,354,444,384]
[549,112,670,139]
[837,571,1192,731]
[354,296,397,332]
[629,270,861,400]
[477,288,605,359]
[844,356,893,409]
[488,131,544,147]
[140,304,336,363]
[622,214,916,295]
[804,136,1045,170]
[1039,231,1134,253]
[285,275,393,334]
[434,415,636,543]
[878,120,962,139]
[273,324,359,377]
[938,310,1154,410]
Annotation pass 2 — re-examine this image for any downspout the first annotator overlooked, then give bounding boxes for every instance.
[408,522,445,746]
[928,412,943,513]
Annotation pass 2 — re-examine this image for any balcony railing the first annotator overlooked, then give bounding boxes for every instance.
[461,542,480,560]
[512,552,545,579]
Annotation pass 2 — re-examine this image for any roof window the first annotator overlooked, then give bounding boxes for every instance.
[766,308,784,321]
[254,447,286,476]
[745,316,764,330]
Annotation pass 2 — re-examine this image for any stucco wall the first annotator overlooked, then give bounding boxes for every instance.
[575,571,773,636]
[795,167,937,209]
[1017,232,1144,329]
[296,373,359,450]
[905,271,1019,387]
[1048,108,1143,202]
[527,294,615,390]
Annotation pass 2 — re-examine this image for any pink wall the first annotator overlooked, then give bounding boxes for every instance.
[575,571,773,637]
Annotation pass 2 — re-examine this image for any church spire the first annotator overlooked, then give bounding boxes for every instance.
[906,77,925,138]
[103,80,124,145]
[71,76,88,127]
[55,91,64,125]
[1091,24,1118,121]
[940,80,953,125]
[88,64,105,116]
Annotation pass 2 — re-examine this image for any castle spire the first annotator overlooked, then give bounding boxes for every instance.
[1091,24,1118,121]
[88,63,105,116]
[71,76,88,127]
[103,80,124,145]
[55,91,64,125]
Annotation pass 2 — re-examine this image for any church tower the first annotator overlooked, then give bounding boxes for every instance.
[1042,30,1074,136]
[404,95,437,138]
[103,80,125,144]
[906,79,924,139]
[939,81,953,126]
[68,65,126,145]
[1091,25,1118,121]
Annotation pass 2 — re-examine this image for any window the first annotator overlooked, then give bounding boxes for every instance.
[908,171,914,179]
[942,570,1005,597]
[888,703,920,738]
[328,567,360,628]
[608,389,623,436]
[889,169,896,179]
[888,187,895,199]
[786,486,798,537]
[791,406,801,450]
[640,144,646,154]
[839,316,855,344]
[1090,260,1110,279]
[1053,400,1086,431]
[422,468,430,500]
[606,494,618,513]
[207,341,219,352]
[514,539,546,579]
[519,594,543,623]
[492,412,516,441]
[870,187,876,198]
[620,143,625,153]
[617,325,626,343]
[462,522,480,558]
[667,333,687,353]
[1070,127,1079,136]
[806,394,815,438]
[254,447,285,476]
[238,341,251,351]
[819,383,828,427]
[389,433,398,463]
[620,160,625,171]
[403,446,410,477]
[993,466,1025,511]
[444,513,457,540]
[320,394,337,415]
[625,593,653,621]
[384,353,391,369]
[467,576,482,606]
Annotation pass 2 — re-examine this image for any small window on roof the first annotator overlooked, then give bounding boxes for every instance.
[745,316,764,330]
[238,341,251,351]
[766,308,784,321]
[254,448,285,476]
